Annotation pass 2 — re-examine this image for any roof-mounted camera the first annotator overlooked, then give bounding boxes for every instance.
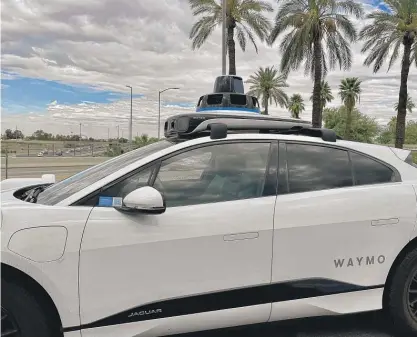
[196,75,260,113]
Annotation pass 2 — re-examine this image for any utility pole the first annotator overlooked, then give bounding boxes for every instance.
[222,0,227,75]
[108,127,110,141]
[117,125,120,142]
[158,87,180,139]
[126,85,133,150]
[79,123,82,142]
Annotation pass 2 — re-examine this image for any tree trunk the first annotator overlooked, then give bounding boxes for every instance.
[345,105,353,140]
[263,94,269,115]
[227,25,236,75]
[395,36,413,149]
[312,38,323,128]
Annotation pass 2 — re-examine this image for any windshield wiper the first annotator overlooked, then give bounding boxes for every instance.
[24,185,47,203]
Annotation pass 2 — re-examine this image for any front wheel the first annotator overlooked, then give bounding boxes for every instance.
[1,279,58,337]
[386,248,417,336]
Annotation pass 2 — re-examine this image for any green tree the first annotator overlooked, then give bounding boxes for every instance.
[4,129,14,139]
[379,116,417,145]
[359,0,417,149]
[394,95,415,114]
[134,134,159,148]
[189,0,273,75]
[268,0,363,128]
[339,77,362,140]
[405,120,417,144]
[310,80,334,110]
[288,94,305,118]
[323,106,379,143]
[246,66,289,115]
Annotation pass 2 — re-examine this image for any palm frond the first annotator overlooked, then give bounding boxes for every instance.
[189,15,219,49]
[236,26,247,51]
[188,0,220,16]
[335,0,364,18]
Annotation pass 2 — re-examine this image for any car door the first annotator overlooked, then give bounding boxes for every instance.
[269,141,416,321]
[78,140,278,337]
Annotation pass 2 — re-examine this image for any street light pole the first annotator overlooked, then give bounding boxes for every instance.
[158,87,180,139]
[222,0,227,75]
[126,85,133,150]
[79,123,82,143]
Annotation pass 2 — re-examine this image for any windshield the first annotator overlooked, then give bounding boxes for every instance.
[37,140,173,205]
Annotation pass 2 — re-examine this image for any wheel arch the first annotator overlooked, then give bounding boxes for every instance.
[383,236,417,308]
[1,263,63,334]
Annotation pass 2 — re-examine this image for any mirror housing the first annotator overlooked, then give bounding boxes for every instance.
[119,186,166,214]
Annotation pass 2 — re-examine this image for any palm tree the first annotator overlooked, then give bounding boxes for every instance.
[189,0,273,75]
[359,0,417,149]
[310,80,334,110]
[268,0,363,128]
[394,95,415,114]
[339,77,362,140]
[246,66,289,115]
[288,94,305,119]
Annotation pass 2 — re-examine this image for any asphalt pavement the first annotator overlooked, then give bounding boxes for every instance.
[178,311,396,337]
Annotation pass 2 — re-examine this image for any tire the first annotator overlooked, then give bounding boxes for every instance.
[1,278,58,337]
[386,248,417,336]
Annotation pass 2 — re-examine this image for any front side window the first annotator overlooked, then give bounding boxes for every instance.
[153,142,272,207]
[285,143,353,193]
[350,152,395,185]
[82,166,156,206]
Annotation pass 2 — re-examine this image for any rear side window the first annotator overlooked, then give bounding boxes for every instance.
[285,143,352,193]
[350,152,395,185]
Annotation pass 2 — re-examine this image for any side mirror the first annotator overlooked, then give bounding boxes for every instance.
[119,186,166,214]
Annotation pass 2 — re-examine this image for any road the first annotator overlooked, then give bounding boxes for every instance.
[179,311,395,337]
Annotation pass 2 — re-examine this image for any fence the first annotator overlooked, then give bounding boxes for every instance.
[1,141,112,157]
[1,155,108,181]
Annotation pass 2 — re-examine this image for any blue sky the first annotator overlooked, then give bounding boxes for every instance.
[370,0,390,12]
[1,71,143,114]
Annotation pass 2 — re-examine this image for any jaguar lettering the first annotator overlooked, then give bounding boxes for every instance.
[334,255,386,268]
[128,309,162,318]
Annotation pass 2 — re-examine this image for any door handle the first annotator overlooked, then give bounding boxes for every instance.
[371,218,399,226]
[223,232,259,241]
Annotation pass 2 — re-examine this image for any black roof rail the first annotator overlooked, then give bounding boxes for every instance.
[163,112,338,142]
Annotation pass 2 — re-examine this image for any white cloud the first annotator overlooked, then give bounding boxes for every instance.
[1,0,417,138]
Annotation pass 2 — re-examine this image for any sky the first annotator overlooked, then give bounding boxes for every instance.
[1,0,417,139]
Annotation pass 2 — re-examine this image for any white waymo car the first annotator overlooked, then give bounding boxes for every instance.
[2,112,417,337]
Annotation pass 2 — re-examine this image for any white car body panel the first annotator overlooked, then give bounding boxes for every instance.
[1,131,417,337]
[0,174,55,192]
[270,288,383,321]
[1,205,92,327]
[79,196,275,326]
[79,305,271,337]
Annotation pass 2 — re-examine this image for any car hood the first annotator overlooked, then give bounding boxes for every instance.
[1,175,56,206]
[1,175,55,192]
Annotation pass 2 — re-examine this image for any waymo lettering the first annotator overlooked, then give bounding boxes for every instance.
[334,255,385,268]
